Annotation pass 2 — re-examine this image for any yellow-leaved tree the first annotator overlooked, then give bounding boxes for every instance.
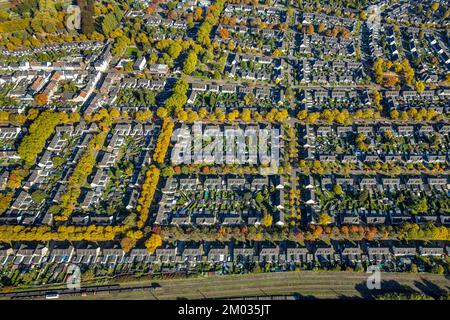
[145,234,162,253]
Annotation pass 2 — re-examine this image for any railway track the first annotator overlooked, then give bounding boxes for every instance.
[2,271,448,300]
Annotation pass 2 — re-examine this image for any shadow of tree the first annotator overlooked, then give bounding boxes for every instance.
[445,273,450,290]
[292,292,319,300]
[150,282,161,289]
[355,280,416,300]
[414,278,446,299]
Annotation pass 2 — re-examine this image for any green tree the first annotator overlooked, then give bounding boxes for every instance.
[183,51,198,75]
[333,185,343,196]
[101,12,118,36]
[18,110,64,167]
[31,190,47,204]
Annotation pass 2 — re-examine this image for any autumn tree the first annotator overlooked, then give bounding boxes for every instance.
[383,74,399,87]
[227,109,239,121]
[136,166,160,227]
[373,90,382,111]
[153,120,174,164]
[317,22,326,33]
[333,185,343,196]
[400,59,415,87]
[390,110,400,120]
[415,80,425,93]
[240,109,252,122]
[373,58,384,84]
[319,213,332,225]
[156,107,168,119]
[165,79,189,111]
[218,28,229,40]
[215,108,226,122]
[194,7,203,21]
[56,132,107,220]
[359,10,367,20]
[34,93,48,106]
[261,214,273,227]
[187,110,198,122]
[145,233,162,253]
[272,49,282,57]
[183,51,198,75]
[306,112,319,124]
[431,1,439,12]
[120,237,137,253]
[297,110,307,120]
[6,168,27,189]
[135,110,153,122]
[0,193,13,215]
[18,110,65,166]
[26,108,39,121]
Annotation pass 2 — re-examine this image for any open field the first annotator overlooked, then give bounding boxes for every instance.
[53,271,450,300]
